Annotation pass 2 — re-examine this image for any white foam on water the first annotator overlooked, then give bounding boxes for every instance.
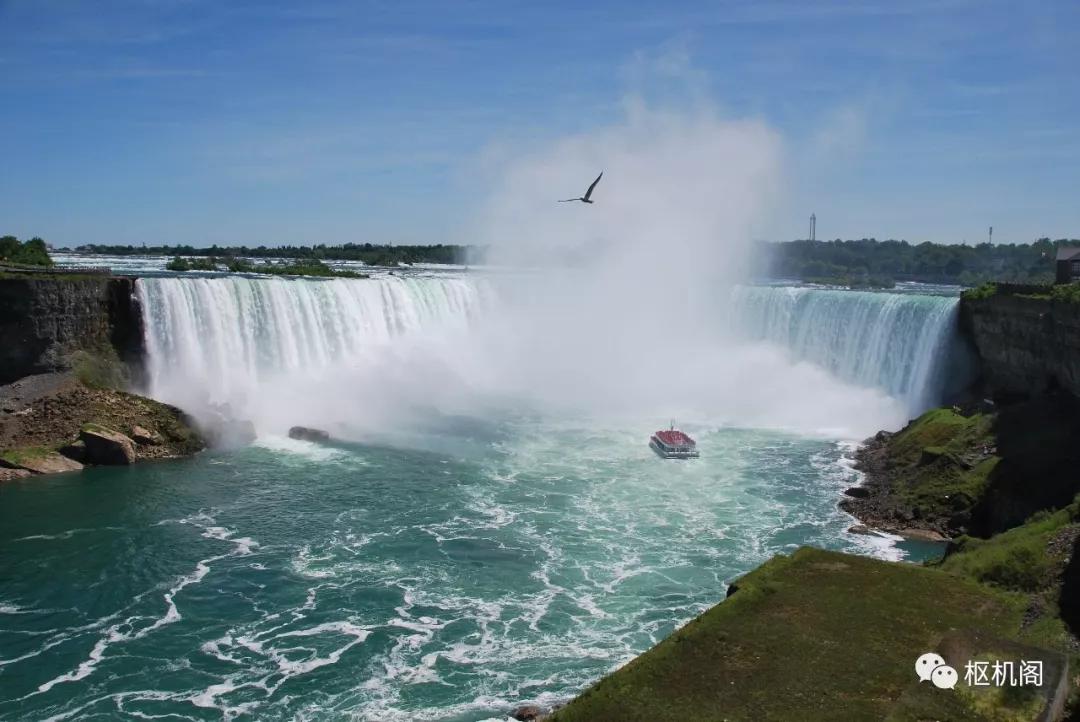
[30,513,259,698]
[253,435,353,462]
[13,527,124,542]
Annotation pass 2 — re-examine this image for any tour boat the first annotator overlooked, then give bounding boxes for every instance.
[650,423,700,459]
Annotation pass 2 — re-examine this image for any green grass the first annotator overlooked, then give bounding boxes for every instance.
[551,548,1028,722]
[879,408,999,527]
[0,445,56,467]
[962,282,998,300]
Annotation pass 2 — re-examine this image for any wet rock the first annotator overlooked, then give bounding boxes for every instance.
[0,467,34,481]
[288,426,330,442]
[898,528,949,543]
[847,524,871,535]
[843,486,870,499]
[510,705,545,721]
[130,424,162,445]
[198,409,256,448]
[80,426,136,465]
[0,450,83,475]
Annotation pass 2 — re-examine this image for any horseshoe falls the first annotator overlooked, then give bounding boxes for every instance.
[730,285,963,417]
[1,274,960,722]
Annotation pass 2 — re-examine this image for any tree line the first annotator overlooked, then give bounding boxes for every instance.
[77,242,477,266]
[11,233,1080,285]
[764,237,1080,286]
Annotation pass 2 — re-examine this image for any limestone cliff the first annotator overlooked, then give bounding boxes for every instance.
[960,289,1080,400]
[0,275,143,384]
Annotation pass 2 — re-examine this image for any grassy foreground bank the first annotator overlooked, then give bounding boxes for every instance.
[548,400,1080,721]
[550,545,1073,722]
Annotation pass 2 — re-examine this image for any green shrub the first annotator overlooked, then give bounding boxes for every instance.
[1049,283,1080,303]
[70,348,127,389]
[962,282,997,300]
[0,235,53,267]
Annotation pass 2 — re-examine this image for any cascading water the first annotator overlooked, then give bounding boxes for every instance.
[729,285,961,416]
[137,276,961,436]
[136,274,487,427]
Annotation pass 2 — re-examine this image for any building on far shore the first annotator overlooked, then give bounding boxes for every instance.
[1055,247,1080,284]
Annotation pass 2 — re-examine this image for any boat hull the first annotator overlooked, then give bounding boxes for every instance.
[649,437,700,459]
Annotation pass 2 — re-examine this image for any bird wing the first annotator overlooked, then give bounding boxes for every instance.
[582,172,603,201]
[557,198,580,202]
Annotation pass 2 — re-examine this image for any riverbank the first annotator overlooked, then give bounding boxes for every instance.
[0,371,204,478]
[840,395,1080,541]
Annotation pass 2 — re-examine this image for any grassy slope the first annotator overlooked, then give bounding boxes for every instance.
[551,548,1028,722]
[885,408,999,526]
[853,398,1080,537]
[939,498,1080,652]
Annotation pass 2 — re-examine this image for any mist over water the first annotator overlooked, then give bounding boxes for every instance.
[138,103,932,439]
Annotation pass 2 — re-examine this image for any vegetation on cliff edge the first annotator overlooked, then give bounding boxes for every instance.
[165,255,369,278]
[0,235,53,267]
[845,397,1080,539]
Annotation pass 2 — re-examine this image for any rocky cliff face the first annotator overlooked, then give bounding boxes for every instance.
[960,293,1080,401]
[0,275,143,384]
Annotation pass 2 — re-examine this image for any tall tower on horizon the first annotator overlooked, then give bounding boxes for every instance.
[810,213,816,241]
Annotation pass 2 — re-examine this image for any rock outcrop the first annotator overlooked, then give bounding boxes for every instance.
[0,372,204,479]
[0,449,83,475]
[130,424,162,445]
[0,275,143,385]
[288,426,330,442]
[960,290,1080,401]
[80,426,137,465]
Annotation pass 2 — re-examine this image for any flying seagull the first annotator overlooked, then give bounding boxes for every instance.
[558,172,603,204]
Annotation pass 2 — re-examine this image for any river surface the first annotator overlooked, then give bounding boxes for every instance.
[0,418,943,721]
[1,258,954,720]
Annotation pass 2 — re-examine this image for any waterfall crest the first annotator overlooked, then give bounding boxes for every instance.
[137,275,485,408]
[730,286,961,415]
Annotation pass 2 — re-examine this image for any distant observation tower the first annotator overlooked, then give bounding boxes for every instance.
[810,213,816,241]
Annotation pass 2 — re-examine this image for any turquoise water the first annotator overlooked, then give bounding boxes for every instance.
[0,419,921,721]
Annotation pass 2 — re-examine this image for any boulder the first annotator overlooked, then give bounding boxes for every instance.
[198,407,257,448]
[0,467,34,481]
[0,450,83,475]
[510,705,545,721]
[288,426,330,442]
[843,486,870,499]
[847,524,871,535]
[130,424,162,445]
[80,426,137,465]
[58,439,87,463]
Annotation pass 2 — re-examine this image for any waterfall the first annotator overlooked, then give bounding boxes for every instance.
[137,274,486,410]
[729,286,961,415]
[135,275,961,436]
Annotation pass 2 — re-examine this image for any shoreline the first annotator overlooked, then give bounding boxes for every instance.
[839,429,953,544]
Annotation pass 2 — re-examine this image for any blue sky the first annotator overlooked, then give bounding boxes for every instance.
[1,0,1077,246]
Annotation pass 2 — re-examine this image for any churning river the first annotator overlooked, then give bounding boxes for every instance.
[1,264,960,721]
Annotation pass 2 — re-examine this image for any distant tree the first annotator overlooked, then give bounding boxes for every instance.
[0,235,19,260]
[1,235,53,266]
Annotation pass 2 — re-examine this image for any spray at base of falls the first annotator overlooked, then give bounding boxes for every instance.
[729,285,964,418]
[136,275,963,440]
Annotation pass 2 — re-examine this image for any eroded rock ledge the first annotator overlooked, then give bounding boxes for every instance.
[0,372,204,478]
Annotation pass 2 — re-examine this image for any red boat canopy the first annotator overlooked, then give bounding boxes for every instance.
[655,429,695,447]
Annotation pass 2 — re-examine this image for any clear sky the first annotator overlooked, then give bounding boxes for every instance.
[1,0,1077,246]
